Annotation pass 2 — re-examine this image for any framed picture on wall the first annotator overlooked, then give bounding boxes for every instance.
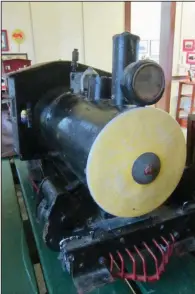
[2,53,28,61]
[186,52,195,65]
[139,40,148,54]
[183,39,194,52]
[1,30,9,51]
[150,40,160,55]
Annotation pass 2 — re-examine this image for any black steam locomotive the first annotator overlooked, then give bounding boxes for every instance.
[8,32,195,293]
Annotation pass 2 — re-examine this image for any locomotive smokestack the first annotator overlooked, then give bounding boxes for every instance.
[111,32,140,107]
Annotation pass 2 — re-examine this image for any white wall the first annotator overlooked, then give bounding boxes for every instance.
[172,2,183,77]
[83,2,124,71]
[2,2,35,62]
[2,1,124,70]
[170,2,195,118]
[2,2,84,64]
[181,2,195,39]
[131,2,161,40]
[172,2,195,76]
[131,2,161,62]
[30,2,84,63]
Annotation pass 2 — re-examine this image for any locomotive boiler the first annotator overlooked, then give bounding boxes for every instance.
[8,32,195,293]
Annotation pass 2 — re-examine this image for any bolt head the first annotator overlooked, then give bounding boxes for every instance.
[99,257,105,265]
[68,254,74,262]
[79,263,84,268]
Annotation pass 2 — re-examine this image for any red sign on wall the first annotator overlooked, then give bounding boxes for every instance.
[183,39,195,52]
[12,29,25,44]
[186,52,195,65]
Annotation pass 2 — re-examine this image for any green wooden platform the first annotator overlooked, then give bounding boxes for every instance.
[2,158,195,294]
[14,158,132,294]
[2,159,38,294]
[137,255,195,294]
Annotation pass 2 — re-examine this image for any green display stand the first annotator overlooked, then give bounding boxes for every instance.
[15,159,132,294]
[2,159,38,294]
[2,158,195,294]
